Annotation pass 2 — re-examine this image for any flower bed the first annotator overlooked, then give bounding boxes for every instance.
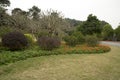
[62,44,111,54]
[0,44,111,65]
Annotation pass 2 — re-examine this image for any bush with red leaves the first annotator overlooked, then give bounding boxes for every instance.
[2,31,28,50]
[37,36,61,51]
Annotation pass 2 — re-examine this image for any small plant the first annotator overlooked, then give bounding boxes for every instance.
[85,35,99,47]
[2,31,28,51]
[37,36,61,51]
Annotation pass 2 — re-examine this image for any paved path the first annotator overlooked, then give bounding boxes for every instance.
[100,41,120,47]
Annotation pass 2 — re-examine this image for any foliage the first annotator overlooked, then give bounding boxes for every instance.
[64,36,78,47]
[115,25,120,41]
[2,31,28,50]
[0,26,13,37]
[12,8,28,16]
[28,6,41,20]
[0,44,110,65]
[72,31,85,44]
[64,31,85,46]
[78,14,102,35]
[24,34,36,46]
[35,31,49,38]
[0,7,14,27]
[37,36,61,50]
[85,35,99,47]
[65,18,82,27]
[0,46,62,65]
[1,6,71,39]
[11,14,30,30]
[100,20,109,28]
[102,24,114,41]
[0,0,10,7]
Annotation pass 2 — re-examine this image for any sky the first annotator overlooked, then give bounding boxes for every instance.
[8,0,120,29]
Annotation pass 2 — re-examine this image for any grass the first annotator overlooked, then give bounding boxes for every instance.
[0,46,120,80]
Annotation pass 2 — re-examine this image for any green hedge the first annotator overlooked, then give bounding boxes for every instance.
[0,45,111,65]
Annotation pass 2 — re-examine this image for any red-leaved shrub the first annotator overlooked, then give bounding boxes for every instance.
[2,31,28,50]
[37,36,61,51]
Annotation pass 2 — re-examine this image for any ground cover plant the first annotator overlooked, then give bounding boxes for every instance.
[0,42,111,65]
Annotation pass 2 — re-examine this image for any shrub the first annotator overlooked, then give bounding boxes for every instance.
[24,34,36,46]
[2,31,28,50]
[72,32,85,44]
[37,36,61,51]
[85,35,99,47]
[64,36,78,47]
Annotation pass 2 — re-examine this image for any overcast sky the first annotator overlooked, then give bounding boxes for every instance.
[8,0,120,29]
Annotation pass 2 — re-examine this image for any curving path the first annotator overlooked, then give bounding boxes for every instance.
[100,41,120,47]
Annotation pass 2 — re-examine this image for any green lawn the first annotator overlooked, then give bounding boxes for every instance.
[0,46,120,80]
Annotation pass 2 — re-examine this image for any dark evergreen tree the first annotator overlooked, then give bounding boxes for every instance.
[79,14,101,35]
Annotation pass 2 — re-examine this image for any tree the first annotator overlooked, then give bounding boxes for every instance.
[0,0,11,26]
[102,24,114,40]
[12,8,28,16]
[11,8,36,33]
[100,20,109,28]
[28,6,41,20]
[115,25,120,41]
[0,0,11,27]
[65,18,82,27]
[79,14,101,35]
[39,10,70,38]
[0,6,14,27]
[0,0,10,7]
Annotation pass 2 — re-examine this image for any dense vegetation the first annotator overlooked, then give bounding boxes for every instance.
[1,0,120,41]
[0,1,119,80]
[1,0,119,65]
[0,44,111,65]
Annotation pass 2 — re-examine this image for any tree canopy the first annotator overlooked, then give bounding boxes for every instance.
[29,6,41,20]
[0,0,10,7]
[102,24,114,40]
[78,14,101,35]
[12,8,28,16]
[115,25,120,41]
